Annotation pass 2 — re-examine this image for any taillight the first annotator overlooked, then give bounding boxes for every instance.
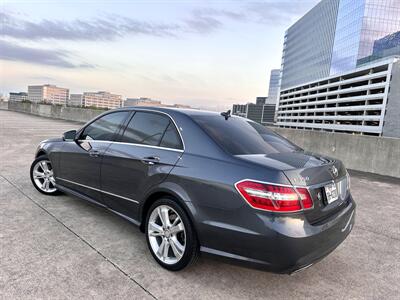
[235,180,313,212]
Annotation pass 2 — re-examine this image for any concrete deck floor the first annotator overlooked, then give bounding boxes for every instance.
[1,110,399,299]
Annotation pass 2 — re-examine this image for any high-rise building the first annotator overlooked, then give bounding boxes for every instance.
[255,97,267,105]
[267,69,280,103]
[232,100,275,125]
[83,91,122,109]
[232,104,248,117]
[280,0,340,90]
[68,94,84,107]
[28,84,69,105]
[9,92,28,102]
[330,0,400,75]
[124,97,162,107]
[280,0,400,90]
[358,31,400,66]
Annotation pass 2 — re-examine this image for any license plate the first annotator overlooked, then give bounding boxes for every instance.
[324,182,338,204]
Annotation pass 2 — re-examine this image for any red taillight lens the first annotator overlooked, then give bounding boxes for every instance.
[235,180,313,212]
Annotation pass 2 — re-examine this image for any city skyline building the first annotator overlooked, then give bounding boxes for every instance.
[83,91,122,109]
[124,97,162,107]
[9,92,28,102]
[232,97,275,125]
[280,0,400,90]
[330,0,400,75]
[280,0,340,90]
[27,84,69,105]
[267,69,280,103]
[68,94,84,107]
[256,97,267,105]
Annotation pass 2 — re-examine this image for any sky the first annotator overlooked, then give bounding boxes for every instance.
[0,0,319,110]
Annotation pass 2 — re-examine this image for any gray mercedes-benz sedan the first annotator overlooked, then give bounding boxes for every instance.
[30,107,355,273]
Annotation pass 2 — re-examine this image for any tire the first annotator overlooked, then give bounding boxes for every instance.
[145,198,199,271]
[30,155,61,195]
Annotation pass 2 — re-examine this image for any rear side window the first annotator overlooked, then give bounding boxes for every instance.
[192,115,300,155]
[121,112,182,149]
[81,111,130,141]
[160,123,183,149]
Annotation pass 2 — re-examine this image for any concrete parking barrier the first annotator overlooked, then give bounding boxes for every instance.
[7,101,105,123]
[272,127,400,178]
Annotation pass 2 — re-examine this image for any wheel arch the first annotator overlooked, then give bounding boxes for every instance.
[139,183,197,234]
[36,150,47,158]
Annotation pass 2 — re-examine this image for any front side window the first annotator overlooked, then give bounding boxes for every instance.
[81,111,130,141]
[121,112,182,149]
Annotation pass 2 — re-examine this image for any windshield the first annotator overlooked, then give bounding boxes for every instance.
[192,115,302,155]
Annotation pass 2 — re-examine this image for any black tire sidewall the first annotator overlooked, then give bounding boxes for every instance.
[145,198,198,271]
[30,155,60,195]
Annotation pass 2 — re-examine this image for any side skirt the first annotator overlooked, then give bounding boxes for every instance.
[56,183,141,227]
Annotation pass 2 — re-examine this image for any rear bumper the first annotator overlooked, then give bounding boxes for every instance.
[198,196,356,273]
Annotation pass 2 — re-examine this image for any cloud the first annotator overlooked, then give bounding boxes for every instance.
[245,0,319,25]
[1,8,246,41]
[185,8,246,34]
[0,40,94,68]
[0,12,181,41]
[0,2,315,42]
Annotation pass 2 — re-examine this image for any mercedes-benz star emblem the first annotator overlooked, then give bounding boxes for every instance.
[331,166,339,178]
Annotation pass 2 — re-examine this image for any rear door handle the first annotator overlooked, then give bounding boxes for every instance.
[89,150,101,157]
[141,156,160,165]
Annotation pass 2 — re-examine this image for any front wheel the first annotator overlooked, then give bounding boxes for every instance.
[145,198,198,271]
[30,155,60,195]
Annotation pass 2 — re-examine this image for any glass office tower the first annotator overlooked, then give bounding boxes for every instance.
[280,0,340,90]
[330,0,400,74]
[280,0,400,90]
[267,69,280,103]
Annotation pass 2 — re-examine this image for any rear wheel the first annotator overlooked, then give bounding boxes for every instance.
[145,198,198,271]
[30,155,60,195]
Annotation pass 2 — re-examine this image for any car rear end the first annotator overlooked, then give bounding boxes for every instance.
[234,156,355,273]
[190,114,355,273]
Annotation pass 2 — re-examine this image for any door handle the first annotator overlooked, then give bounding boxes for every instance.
[89,150,101,157]
[141,156,160,165]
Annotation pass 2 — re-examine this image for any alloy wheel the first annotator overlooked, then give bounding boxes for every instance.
[147,205,186,265]
[32,160,57,193]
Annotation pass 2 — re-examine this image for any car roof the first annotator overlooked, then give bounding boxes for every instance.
[115,106,223,118]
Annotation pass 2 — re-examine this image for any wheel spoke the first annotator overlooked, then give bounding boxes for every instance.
[163,240,170,259]
[33,170,45,179]
[40,161,49,172]
[148,222,163,236]
[157,239,166,259]
[49,177,56,185]
[170,221,184,235]
[171,215,180,227]
[158,206,171,228]
[170,237,184,259]
[42,179,49,191]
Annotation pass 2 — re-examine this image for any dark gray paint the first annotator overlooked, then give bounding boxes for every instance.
[35,107,356,273]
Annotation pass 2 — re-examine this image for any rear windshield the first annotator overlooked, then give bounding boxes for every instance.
[192,115,301,155]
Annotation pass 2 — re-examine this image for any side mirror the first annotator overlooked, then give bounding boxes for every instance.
[63,130,77,141]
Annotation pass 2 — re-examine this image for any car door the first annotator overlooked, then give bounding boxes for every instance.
[100,111,184,219]
[57,111,131,203]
